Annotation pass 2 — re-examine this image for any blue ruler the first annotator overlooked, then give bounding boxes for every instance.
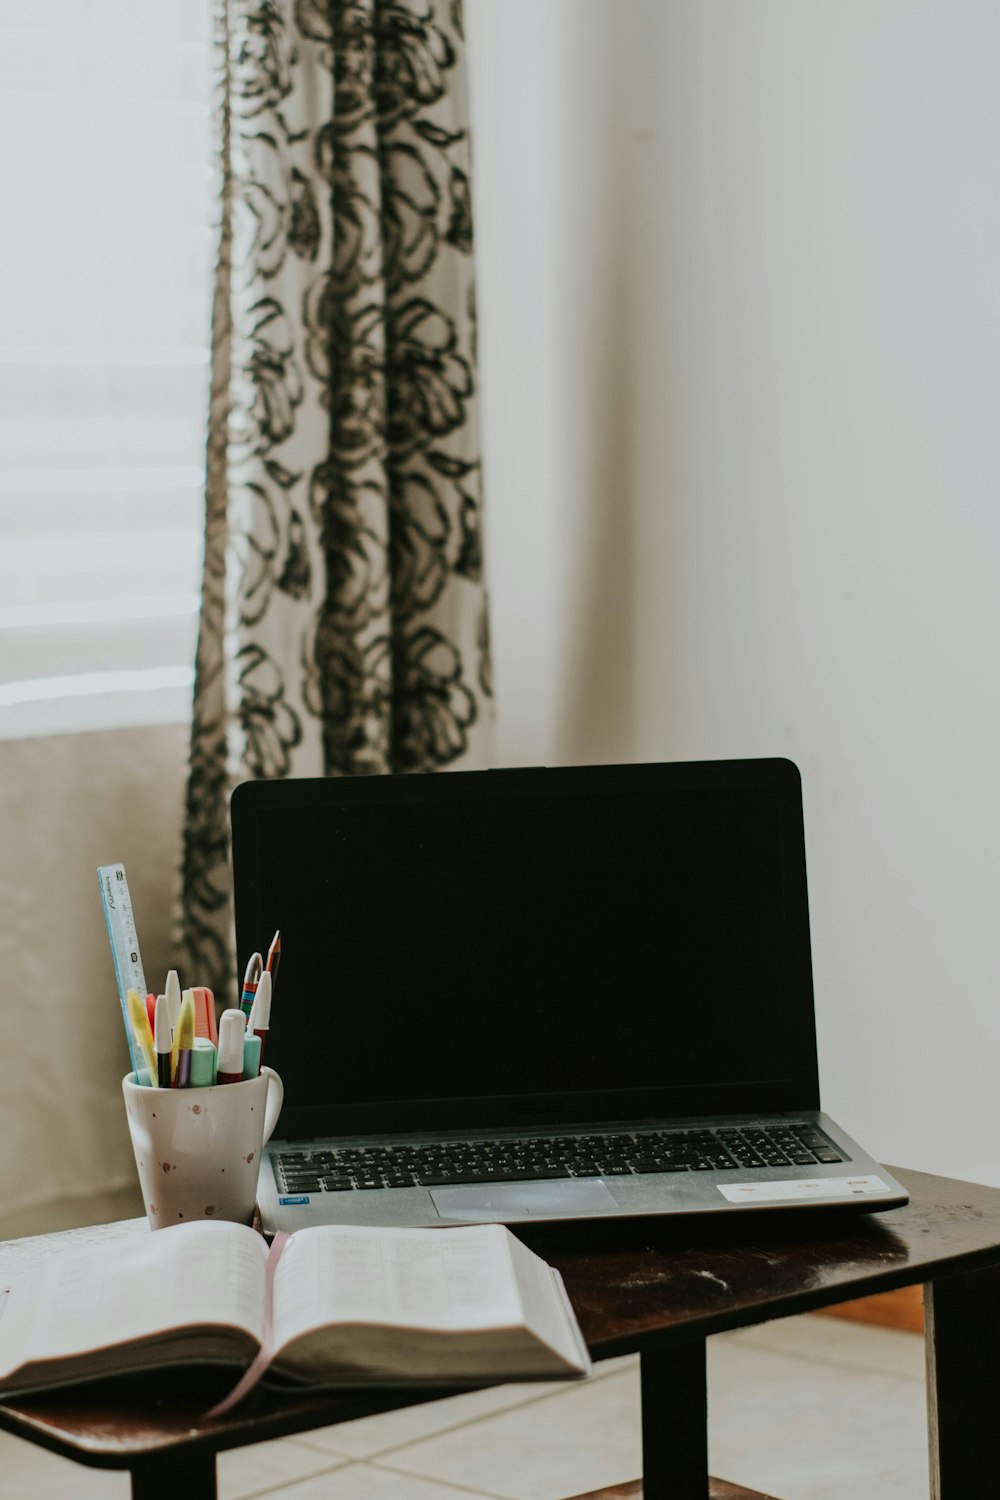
[98,863,147,1079]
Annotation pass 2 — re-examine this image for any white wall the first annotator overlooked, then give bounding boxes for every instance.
[0,727,186,1236]
[468,0,642,768]
[2,2,997,1238]
[469,0,1000,1183]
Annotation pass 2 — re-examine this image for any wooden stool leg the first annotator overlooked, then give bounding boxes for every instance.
[926,1264,1000,1498]
[130,1448,217,1500]
[641,1341,708,1500]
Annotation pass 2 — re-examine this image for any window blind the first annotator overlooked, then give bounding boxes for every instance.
[0,0,213,738]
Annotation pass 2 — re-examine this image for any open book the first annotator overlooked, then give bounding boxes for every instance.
[0,1220,591,1399]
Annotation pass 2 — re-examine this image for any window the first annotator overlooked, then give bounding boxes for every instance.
[0,1,213,738]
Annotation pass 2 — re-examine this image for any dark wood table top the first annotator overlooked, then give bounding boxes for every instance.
[2,1165,998,1470]
[534,1164,1000,1356]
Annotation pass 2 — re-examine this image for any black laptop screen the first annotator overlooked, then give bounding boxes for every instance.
[231,760,820,1136]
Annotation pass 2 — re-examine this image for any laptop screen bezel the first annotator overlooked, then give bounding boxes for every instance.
[231,758,822,1139]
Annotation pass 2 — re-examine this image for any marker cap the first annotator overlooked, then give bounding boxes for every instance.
[248,969,271,1032]
[165,969,182,1032]
[190,985,218,1046]
[242,1033,262,1079]
[190,1037,218,1088]
[153,994,171,1054]
[218,1008,247,1078]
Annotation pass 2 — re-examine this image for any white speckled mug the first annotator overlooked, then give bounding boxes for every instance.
[122,1068,283,1230]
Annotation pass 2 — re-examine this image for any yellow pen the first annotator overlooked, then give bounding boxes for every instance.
[126,987,157,1088]
[172,990,196,1088]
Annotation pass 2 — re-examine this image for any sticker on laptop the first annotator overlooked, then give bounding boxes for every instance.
[718,1174,890,1204]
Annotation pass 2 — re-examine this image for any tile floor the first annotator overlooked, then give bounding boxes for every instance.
[0,1316,929,1500]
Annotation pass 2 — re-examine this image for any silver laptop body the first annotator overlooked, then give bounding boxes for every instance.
[231,760,908,1234]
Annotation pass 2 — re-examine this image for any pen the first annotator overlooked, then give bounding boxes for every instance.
[265,929,281,992]
[173,990,196,1087]
[242,1032,261,1079]
[153,993,172,1088]
[240,951,262,1021]
[247,969,271,1068]
[164,969,182,1036]
[126,988,157,1088]
[217,1008,247,1085]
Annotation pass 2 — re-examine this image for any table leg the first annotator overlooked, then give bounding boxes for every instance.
[925,1264,1000,1498]
[130,1449,217,1500]
[641,1341,708,1500]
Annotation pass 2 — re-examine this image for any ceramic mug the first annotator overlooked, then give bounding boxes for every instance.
[122,1067,283,1230]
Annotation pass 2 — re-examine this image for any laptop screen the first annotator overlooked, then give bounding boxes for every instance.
[231,759,820,1137]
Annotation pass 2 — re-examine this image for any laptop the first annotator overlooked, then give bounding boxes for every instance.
[230,758,908,1234]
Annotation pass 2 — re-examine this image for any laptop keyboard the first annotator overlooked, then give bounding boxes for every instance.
[276,1123,844,1194]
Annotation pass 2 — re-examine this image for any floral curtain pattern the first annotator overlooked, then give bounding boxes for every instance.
[178,0,492,998]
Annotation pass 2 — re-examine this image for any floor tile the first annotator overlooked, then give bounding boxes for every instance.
[263,1460,504,1499]
[707,1335,929,1500]
[725,1312,925,1382]
[373,1367,642,1500]
[295,1379,579,1460]
[218,1435,349,1497]
[0,1429,348,1500]
[588,1353,639,1378]
[0,1428,129,1500]
[374,1328,929,1500]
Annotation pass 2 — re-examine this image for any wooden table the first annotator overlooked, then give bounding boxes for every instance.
[1,1166,998,1500]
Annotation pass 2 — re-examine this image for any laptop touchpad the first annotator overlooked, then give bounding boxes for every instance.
[430,1179,619,1221]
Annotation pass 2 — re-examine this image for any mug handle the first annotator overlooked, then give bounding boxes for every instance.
[261,1067,284,1144]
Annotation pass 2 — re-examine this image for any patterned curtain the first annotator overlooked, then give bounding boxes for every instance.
[179,0,492,999]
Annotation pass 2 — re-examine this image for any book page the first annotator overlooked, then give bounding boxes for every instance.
[506,1237,591,1372]
[0,1218,149,1280]
[272,1224,523,1353]
[0,1220,267,1379]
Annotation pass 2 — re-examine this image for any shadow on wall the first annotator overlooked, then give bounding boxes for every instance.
[553,5,637,770]
[0,724,188,1237]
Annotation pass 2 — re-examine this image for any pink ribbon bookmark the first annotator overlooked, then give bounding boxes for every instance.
[205,1231,291,1420]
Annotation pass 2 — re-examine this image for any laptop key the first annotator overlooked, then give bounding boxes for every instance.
[425,1172,506,1185]
[418,1167,570,1186]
